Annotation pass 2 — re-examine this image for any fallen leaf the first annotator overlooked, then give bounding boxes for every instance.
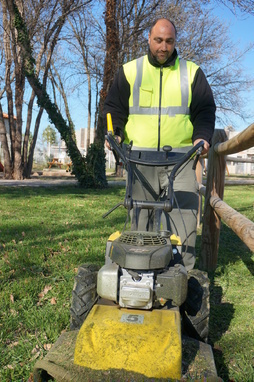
[50,297,57,305]
[38,285,52,299]
[27,373,34,382]
[30,351,40,361]
[31,345,40,354]
[9,341,18,348]
[43,343,52,351]
[10,294,14,303]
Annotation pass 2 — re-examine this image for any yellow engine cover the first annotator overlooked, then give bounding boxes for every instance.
[74,304,182,379]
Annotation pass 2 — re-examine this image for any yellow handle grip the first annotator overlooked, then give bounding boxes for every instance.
[106,113,114,134]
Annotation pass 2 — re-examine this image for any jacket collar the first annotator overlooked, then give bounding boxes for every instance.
[147,48,178,67]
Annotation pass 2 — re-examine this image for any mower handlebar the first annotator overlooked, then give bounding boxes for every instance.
[106,133,204,168]
[105,133,204,216]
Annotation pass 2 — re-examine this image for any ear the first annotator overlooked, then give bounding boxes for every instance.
[148,33,151,45]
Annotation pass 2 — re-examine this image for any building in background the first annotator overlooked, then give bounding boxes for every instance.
[49,128,116,169]
[50,128,95,161]
[0,121,118,170]
[225,126,254,175]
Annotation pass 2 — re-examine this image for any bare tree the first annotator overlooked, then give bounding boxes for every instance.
[67,11,96,153]
[48,61,76,142]
[0,0,92,179]
[166,1,253,124]
[4,0,108,188]
[215,0,254,16]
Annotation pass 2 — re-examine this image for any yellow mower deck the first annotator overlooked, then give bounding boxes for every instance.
[74,304,182,379]
[33,302,220,382]
[33,322,219,382]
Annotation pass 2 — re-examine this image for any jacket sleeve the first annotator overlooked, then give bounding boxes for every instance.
[190,68,216,145]
[103,67,130,140]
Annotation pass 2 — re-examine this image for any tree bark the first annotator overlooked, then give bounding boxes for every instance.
[95,0,120,145]
[200,129,228,271]
[0,104,12,178]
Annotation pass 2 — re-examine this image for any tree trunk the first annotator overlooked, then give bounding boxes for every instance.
[25,107,44,178]
[200,129,227,271]
[86,71,91,153]
[0,104,12,178]
[95,0,120,145]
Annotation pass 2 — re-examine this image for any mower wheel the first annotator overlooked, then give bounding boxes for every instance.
[70,263,100,330]
[182,269,210,343]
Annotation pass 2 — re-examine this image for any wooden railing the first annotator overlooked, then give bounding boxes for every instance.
[198,124,254,271]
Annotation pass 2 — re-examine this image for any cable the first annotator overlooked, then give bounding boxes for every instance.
[172,191,188,260]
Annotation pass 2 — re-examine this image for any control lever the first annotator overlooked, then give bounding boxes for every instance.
[102,202,123,218]
[192,146,203,170]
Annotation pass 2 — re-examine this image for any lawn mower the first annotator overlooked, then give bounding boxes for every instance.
[34,120,220,381]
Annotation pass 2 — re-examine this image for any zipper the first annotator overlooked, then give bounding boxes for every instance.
[157,66,163,151]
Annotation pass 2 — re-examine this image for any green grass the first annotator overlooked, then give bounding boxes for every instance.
[0,184,253,381]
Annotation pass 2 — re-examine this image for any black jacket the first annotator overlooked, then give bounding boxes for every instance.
[104,49,216,146]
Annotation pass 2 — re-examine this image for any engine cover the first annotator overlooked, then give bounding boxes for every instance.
[110,231,173,270]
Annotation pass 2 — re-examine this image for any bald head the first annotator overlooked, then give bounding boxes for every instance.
[148,19,176,64]
[149,18,177,35]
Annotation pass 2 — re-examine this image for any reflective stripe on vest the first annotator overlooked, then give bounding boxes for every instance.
[130,56,190,116]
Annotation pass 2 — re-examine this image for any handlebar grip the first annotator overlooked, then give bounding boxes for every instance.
[107,113,114,134]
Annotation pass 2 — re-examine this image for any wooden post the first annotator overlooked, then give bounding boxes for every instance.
[199,129,228,271]
[196,158,203,227]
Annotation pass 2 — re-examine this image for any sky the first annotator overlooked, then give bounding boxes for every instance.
[32,3,254,136]
[212,4,254,131]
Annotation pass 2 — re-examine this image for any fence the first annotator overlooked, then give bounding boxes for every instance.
[198,124,254,271]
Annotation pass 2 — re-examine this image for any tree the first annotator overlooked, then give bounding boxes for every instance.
[4,0,107,188]
[214,0,254,16]
[0,0,92,180]
[95,0,119,145]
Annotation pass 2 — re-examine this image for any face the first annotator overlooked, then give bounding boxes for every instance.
[148,19,176,64]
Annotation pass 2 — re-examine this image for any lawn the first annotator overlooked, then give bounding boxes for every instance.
[0,183,253,381]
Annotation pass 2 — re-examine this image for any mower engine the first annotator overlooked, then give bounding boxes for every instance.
[97,230,188,310]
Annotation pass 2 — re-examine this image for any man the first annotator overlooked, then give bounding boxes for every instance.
[104,18,216,271]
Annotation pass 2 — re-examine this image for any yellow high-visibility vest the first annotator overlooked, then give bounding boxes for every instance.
[123,55,199,149]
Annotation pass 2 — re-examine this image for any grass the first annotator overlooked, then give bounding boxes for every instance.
[0,183,253,381]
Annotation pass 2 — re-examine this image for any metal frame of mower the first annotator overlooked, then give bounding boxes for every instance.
[70,134,210,343]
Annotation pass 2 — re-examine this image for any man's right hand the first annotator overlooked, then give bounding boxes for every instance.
[193,139,209,155]
[105,135,121,150]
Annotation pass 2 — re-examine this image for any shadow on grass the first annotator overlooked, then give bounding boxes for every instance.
[218,223,254,276]
[208,278,234,381]
[196,221,253,380]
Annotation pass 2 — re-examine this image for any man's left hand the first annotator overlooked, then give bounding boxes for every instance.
[194,139,210,155]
